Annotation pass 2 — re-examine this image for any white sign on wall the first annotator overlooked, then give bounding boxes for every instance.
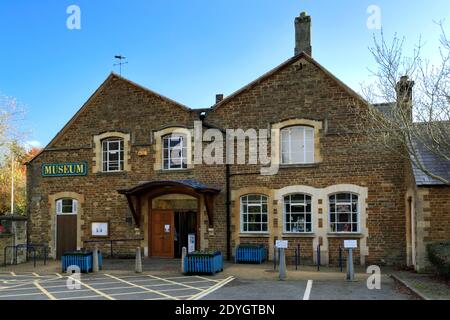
[188,233,196,253]
[275,240,288,249]
[344,240,358,249]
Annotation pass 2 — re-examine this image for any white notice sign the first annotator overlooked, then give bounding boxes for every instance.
[275,240,288,249]
[344,240,358,249]
[188,234,196,253]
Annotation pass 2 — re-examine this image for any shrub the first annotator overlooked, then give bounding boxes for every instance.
[427,241,450,278]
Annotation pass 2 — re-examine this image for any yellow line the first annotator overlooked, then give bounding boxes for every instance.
[188,276,234,300]
[104,274,177,300]
[55,273,63,278]
[146,275,203,291]
[71,277,116,300]
[10,272,16,276]
[32,273,40,278]
[34,281,56,300]
[194,275,220,283]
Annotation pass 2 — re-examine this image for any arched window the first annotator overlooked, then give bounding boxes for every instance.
[56,198,77,215]
[329,193,359,233]
[284,194,312,233]
[240,195,268,233]
[102,138,124,172]
[163,134,187,170]
[281,126,314,164]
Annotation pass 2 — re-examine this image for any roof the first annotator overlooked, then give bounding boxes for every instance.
[373,102,396,121]
[412,136,450,186]
[211,52,368,110]
[118,179,221,195]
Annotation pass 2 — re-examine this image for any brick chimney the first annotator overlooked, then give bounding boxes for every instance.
[396,75,415,122]
[216,94,224,104]
[295,12,312,56]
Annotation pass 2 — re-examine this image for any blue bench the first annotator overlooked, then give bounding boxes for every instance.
[184,251,223,275]
[62,250,103,273]
[235,245,267,264]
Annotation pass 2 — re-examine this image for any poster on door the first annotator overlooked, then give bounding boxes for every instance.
[188,233,195,253]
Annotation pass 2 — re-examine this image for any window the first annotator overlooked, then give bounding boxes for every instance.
[240,195,268,233]
[56,199,77,215]
[284,194,312,233]
[163,134,187,170]
[102,138,124,172]
[281,126,314,164]
[329,193,359,233]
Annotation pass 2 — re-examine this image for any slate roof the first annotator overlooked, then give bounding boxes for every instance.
[118,179,221,195]
[411,137,450,186]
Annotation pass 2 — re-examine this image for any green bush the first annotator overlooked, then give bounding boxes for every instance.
[427,241,450,278]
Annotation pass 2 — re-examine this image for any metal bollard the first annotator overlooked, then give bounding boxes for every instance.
[339,245,343,272]
[92,246,99,273]
[346,248,355,281]
[181,247,187,274]
[135,247,142,273]
[279,248,287,280]
[317,244,321,271]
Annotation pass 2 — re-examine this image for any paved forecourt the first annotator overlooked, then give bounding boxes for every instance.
[0,272,233,300]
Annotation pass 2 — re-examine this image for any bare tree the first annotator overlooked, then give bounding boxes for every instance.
[357,22,450,185]
[0,92,26,150]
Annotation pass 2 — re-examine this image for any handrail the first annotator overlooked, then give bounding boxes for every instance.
[83,238,144,258]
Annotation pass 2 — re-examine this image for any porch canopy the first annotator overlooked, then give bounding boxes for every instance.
[118,180,221,228]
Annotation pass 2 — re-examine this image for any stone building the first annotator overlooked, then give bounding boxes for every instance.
[26,12,450,270]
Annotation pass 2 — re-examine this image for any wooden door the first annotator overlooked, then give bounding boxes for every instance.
[56,215,77,259]
[151,210,174,257]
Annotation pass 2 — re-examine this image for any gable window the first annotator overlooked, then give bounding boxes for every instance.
[240,195,268,233]
[284,194,312,233]
[329,193,359,233]
[56,198,77,215]
[281,126,314,164]
[102,138,124,172]
[163,134,187,170]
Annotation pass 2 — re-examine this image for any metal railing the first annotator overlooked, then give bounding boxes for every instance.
[3,244,48,267]
[83,238,144,258]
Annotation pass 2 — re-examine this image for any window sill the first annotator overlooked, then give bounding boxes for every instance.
[155,168,193,174]
[95,171,128,176]
[239,233,270,238]
[279,163,321,169]
[327,233,364,238]
[282,233,316,238]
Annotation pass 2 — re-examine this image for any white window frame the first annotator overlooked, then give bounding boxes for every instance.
[56,198,78,215]
[240,195,269,233]
[281,126,314,164]
[328,192,360,233]
[162,134,188,170]
[102,138,124,172]
[283,193,313,233]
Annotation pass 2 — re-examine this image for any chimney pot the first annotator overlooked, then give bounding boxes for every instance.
[216,94,224,104]
[295,12,312,56]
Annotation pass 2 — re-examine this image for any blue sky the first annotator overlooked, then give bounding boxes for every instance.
[0,0,449,147]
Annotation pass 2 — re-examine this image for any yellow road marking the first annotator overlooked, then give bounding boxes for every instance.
[70,277,115,300]
[34,281,56,300]
[55,273,63,278]
[188,276,234,300]
[194,275,220,283]
[104,274,177,300]
[146,274,203,291]
[10,272,16,276]
[32,273,40,278]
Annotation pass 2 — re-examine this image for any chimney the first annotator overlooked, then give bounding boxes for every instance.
[216,94,224,104]
[295,12,312,56]
[396,75,415,122]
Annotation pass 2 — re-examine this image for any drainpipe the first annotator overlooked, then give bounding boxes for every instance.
[226,164,231,261]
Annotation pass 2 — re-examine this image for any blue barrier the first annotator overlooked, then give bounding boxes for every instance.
[62,250,103,273]
[235,245,267,264]
[184,251,223,275]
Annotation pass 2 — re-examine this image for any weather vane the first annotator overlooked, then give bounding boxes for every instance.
[114,55,128,75]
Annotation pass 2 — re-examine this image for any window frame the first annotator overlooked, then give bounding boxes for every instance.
[240,194,269,234]
[280,125,315,165]
[283,193,313,234]
[101,138,124,172]
[162,134,188,170]
[56,198,78,215]
[328,192,360,233]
